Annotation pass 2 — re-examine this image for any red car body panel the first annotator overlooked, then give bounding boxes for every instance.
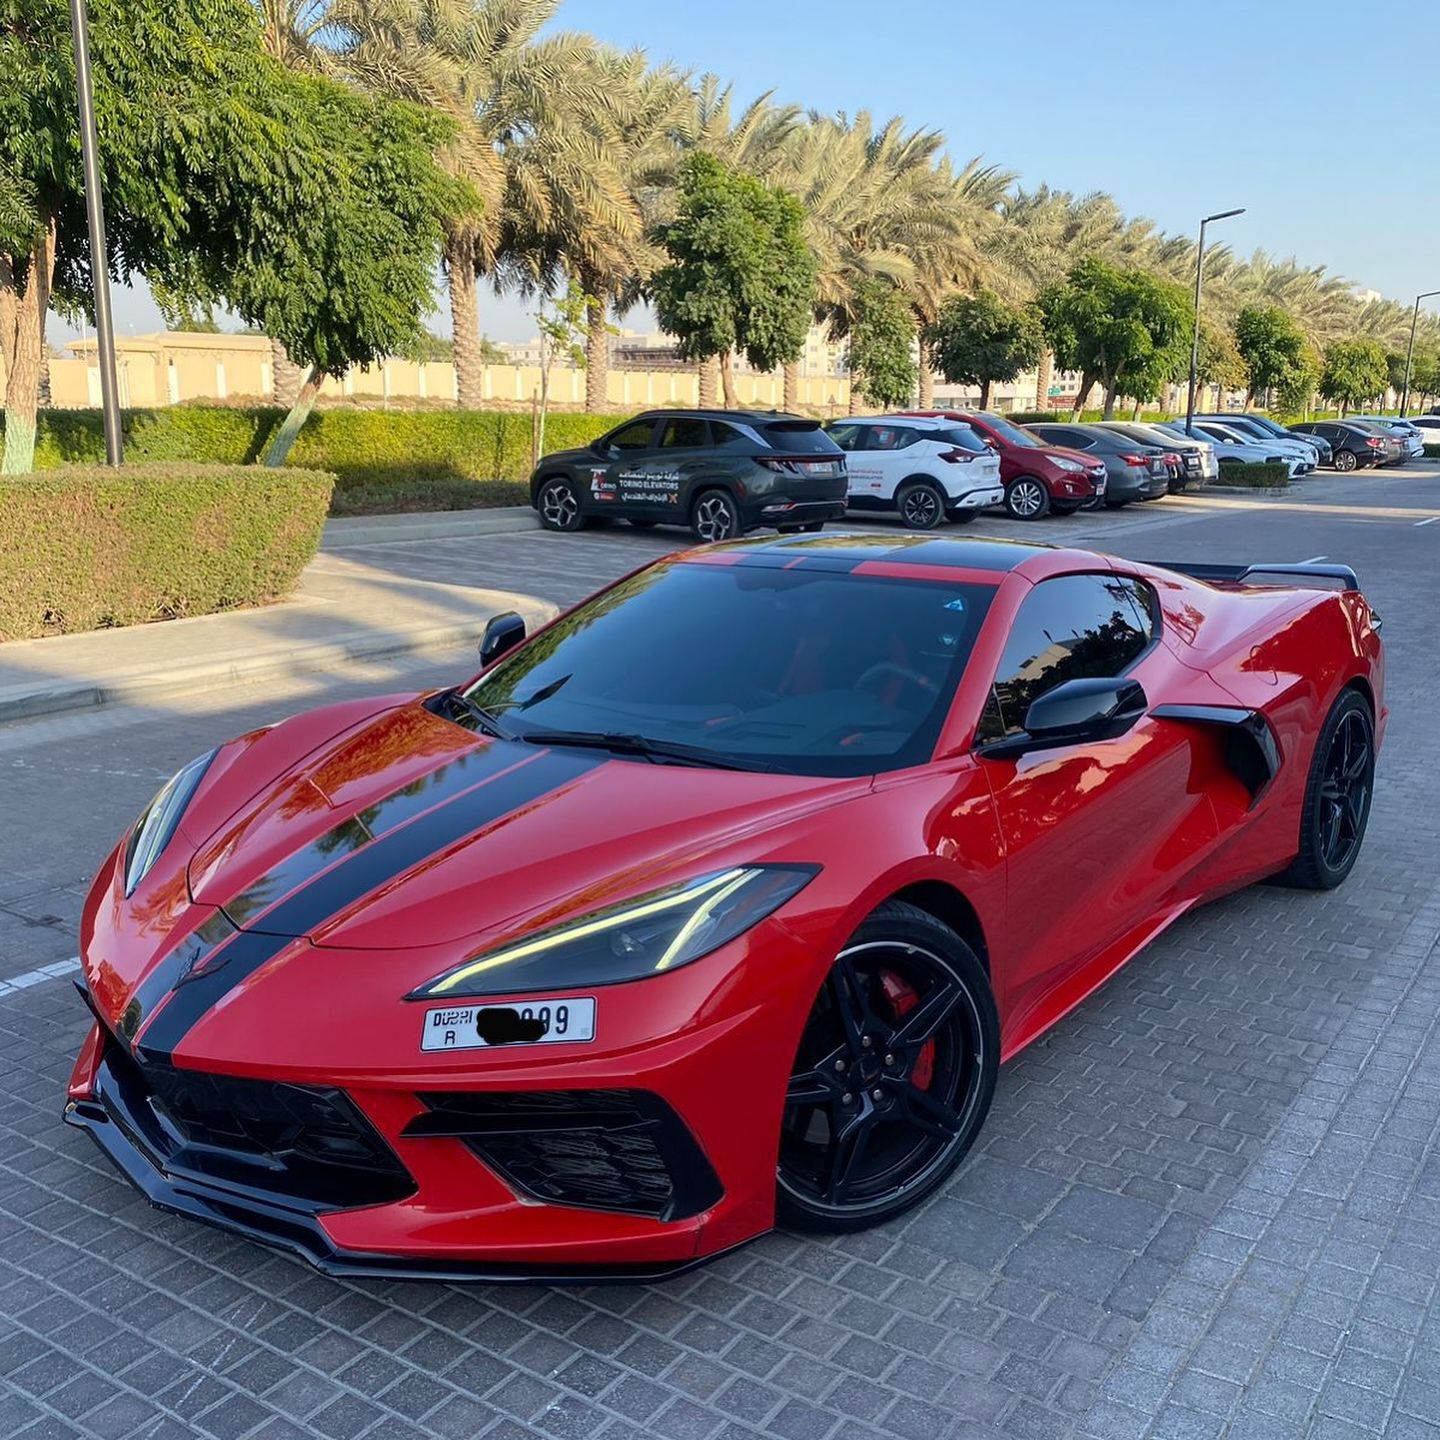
[66,535,1385,1277]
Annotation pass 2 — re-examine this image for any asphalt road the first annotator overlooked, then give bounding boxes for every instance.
[2,464,1439,1440]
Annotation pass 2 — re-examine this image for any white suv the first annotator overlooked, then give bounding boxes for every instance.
[825,416,1005,529]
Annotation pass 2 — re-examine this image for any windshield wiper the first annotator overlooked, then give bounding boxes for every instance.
[441,689,511,740]
[518,728,773,772]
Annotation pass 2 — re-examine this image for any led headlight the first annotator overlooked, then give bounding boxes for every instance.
[412,865,818,999]
[122,750,216,896]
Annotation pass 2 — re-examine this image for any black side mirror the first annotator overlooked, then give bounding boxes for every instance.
[980,677,1147,760]
[479,611,526,667]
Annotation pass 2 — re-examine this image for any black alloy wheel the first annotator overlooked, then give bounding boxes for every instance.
[1280,689,1375,890]
[691,489,740,543]
[777,902,998,1232]
[896,480,946,531]
[536,477,585,532]
[1005,476,1050,520]
[1334,448,1357,473]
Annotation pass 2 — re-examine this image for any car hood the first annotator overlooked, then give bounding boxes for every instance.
[185,700,860,953]
[533,446,599,472]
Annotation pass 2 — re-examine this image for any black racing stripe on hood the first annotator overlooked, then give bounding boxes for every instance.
[121,740,530,1044]
[132,748,603,1060]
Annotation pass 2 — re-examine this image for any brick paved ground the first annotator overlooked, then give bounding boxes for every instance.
[3,471,1439,1439]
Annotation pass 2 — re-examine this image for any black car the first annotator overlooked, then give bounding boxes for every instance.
[1290,421,1388,472]
[1026,422,1171,505]
[529,410,848,543]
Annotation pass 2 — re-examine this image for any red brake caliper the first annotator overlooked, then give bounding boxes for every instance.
[880,970,934,1091]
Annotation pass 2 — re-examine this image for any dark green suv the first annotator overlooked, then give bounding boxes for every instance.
[529,410,848,543]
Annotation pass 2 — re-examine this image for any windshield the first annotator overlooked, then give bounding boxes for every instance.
[463,562,993,777]
[977,414,1043,448]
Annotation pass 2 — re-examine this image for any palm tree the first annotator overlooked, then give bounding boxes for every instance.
[256,0,338,70]
[335,0,611,408]
[505,47,692,411]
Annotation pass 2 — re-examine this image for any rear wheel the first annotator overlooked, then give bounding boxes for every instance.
[1004,476,1050,520]
[777,902,999,1233]
[1335,449,1358,473]
[536,476,586,532]
[896,479,946,530]
[691,489,740,543]
[1278,688,1375,890]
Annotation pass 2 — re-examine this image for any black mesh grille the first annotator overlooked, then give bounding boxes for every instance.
[101,1038,413,1212]
[410,1090,723,1221]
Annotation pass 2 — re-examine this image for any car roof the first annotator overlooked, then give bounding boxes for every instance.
[626,408,810,424]
[833,414,956,428]
[687,530,1059,577]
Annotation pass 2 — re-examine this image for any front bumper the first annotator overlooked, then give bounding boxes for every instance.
[64,1048,720,1282]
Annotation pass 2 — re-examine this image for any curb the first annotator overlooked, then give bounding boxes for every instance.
[0,607,557,725]
[323,507,538,549]
[1189,484,1291,496]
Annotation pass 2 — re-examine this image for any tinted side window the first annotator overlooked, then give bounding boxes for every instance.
[608,420,656,451]
[826,424,864,451]
[661,418,710,448]
[711,422,752,448]
[939,426,986,452]
[979,575,1156,741]
[866,425,910,451]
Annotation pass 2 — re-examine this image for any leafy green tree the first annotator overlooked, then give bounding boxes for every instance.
[922,288,1043,410]
[846,277,917,410]
[1320,339,1389,415]
[1197,321,1246,397]
[1038,257,1191,418]
[1275,342,1322,418]
[1234,305,1308,407]
[534,279,590,460]
[650,151,815,408]
[1409,343,1440,409]
[0,0,464,473]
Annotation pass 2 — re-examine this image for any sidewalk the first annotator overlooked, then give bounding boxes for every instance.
[0,547,557,723]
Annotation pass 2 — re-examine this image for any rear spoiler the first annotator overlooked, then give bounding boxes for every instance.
[1145,561,1359,592]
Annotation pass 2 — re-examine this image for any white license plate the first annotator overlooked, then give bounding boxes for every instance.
[420,997,596,1051]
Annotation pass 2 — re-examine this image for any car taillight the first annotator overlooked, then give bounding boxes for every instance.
[758,456,800,472]
[938,448,975,463]
[1365,438,1384,448]
[1121,453,1149,466]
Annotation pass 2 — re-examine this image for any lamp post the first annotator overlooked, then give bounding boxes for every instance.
[1185,208,1245,436]
[1399,289,1440,418]
[68,0,123,465]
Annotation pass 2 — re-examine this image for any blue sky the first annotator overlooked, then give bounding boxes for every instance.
[82,0,1440,345]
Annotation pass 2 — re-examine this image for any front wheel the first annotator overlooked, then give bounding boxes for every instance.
[1278,688,1375,890]
[777,902,999,1233]
[896,479,946,531]
[1334,449,1357,473]
[1004,476,1050,520]
[691,489,740,543]
[535,476,586,532]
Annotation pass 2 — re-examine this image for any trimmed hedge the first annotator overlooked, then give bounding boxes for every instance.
[14,406,630,514]
[1216,459,1290,488]
[0,464,333,640]
[1425,443,1440,459]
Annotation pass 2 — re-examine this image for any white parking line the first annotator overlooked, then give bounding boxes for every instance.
[0,956,79,999]
[1415,517,1440,527]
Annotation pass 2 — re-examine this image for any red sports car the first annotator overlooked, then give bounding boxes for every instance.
[66,534,1384,1280]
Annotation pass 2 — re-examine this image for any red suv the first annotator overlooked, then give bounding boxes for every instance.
[905,410,1107,520]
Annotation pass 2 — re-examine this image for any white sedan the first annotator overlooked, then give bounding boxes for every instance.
[825,416,1005,529]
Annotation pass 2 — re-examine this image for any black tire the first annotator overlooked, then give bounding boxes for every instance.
[1334,449,1357,473]
[1004,476,1050,520]
[777,901,999,1234]
[799,521,826,532]
[1051,501,1081,516]
[1277,688,1375,890]
[896,479,947,531]
[691,488,741,544]
[535,476,587,532]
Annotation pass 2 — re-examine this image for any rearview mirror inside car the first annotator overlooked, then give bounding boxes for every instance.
[979,677,1147,760]
[479,611,526,667]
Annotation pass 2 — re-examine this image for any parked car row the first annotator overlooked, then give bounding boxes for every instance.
[527,403,1424,542]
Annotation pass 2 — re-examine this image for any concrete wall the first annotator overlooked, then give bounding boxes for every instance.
[42,331,857,415]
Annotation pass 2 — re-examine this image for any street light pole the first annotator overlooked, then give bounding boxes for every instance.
[1399,289,1440,418]
[68,0,123,466]
[1185,207,1245,436]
